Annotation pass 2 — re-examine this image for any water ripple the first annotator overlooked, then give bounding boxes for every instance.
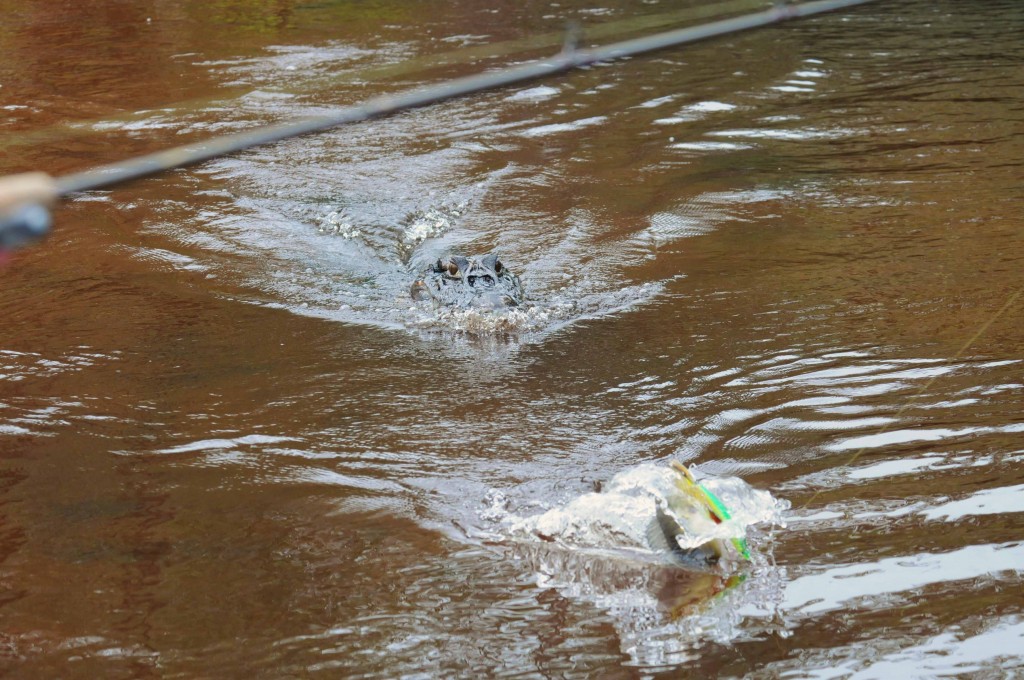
[783,542,1024,616]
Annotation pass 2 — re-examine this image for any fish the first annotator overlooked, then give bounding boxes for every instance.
[646,461,751,565]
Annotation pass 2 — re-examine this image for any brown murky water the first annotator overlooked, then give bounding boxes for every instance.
[2,0,1023,676]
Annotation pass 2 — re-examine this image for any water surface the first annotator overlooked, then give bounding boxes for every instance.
[2,0,1023,676]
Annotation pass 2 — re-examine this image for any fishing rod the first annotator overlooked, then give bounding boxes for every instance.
[0,0,878,253]
[0,0,776,157]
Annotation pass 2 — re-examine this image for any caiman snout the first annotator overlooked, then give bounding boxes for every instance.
[467,271,496,288]
[412,252,524,308]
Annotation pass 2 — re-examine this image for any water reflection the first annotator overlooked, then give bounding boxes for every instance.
[784,542,1024,616]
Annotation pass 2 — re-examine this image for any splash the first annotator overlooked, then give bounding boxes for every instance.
[478,461,790,664]
[315,210,361,239]
[500,462,786,562]
[399,202,468,257]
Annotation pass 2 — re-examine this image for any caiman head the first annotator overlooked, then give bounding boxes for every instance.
[410,253,525,309]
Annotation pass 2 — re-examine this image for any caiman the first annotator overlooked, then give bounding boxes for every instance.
[410,253,525,309]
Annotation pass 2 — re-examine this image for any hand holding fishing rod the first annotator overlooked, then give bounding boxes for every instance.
[0,172,57,252]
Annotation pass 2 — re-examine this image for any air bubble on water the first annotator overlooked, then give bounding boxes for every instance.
[400,204,467,248]
[316,209,361,239]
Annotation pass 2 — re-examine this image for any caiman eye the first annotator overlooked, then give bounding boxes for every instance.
[493,259,503,274]
[447,261,460,276]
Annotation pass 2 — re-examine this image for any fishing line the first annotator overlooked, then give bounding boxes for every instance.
[800,286,1024,510]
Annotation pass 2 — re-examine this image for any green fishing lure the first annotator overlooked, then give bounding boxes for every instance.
[670,461,751,561]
